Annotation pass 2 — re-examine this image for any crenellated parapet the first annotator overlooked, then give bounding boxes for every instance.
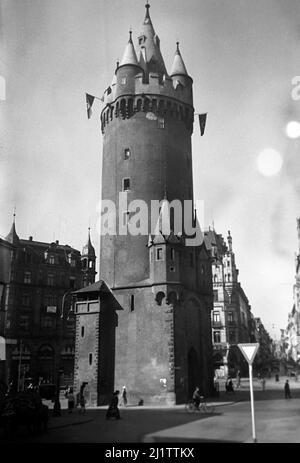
[101,72,194,134]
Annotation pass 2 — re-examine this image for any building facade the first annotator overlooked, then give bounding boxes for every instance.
[204,228,260,377]
[75,3,214,405]
[285,218,300,365]
[0,219,96,389]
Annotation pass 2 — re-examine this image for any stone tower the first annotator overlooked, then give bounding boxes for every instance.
[97,3,213,404]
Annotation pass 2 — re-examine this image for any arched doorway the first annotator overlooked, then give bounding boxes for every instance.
[37,344,55,383]
[188,347,200,398]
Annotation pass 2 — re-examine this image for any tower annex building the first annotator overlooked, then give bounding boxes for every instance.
[74,3,214,405]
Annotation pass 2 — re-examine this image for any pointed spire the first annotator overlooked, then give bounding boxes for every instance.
[144,1,152,25]
[227,230,232,252]
[82,228,95,257]
[119,29,139,67]
[5,211,19,245]
[170,42,188,77]
[138,3,167,77]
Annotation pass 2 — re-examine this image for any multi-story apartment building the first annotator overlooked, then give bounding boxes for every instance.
[204,228,269,377]
[0,217,96,390]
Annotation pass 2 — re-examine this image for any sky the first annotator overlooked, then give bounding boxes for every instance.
[1,0,300,338]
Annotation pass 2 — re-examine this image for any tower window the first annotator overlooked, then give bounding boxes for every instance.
[49,255,55,265]
[24,272,31,284]
[122,211,130,227]
[81,326,84,337]
[121,77,127,85]
[122,178,131,191]
[157,117,165,129]
[170,266,175,272]
[170,248,175,261]
[89,353,93,365]
[156,248,163,261]
[124,148,131,160]
[89,261,93,269]
[130,295,134,312]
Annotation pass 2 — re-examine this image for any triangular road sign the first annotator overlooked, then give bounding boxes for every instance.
[238,343,259,365]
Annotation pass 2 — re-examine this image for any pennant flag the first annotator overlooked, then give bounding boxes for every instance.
[198,113,207,136]
[86,93,95,119]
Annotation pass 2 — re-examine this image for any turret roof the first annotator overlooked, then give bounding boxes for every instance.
[119,30,139,67]
[170,42,188,76]
[5,215,19,245]
[82,228,95,257]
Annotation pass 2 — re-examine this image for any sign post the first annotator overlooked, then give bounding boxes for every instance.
[238,343,259,443]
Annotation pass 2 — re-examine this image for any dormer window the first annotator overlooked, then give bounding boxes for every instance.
[49,255,55,265]
[138,35,146,45]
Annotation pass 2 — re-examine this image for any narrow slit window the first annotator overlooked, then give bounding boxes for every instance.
[89,353,93,365]
[130,295,135,312]
[156,248,163,261]
[170,248,175,261]
[124,148,131,160]
[81,326,84,337]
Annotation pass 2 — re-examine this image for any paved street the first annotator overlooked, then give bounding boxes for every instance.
[1,376,300,444]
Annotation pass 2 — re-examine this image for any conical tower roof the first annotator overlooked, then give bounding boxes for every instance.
[119,30,139,67]
[5,214,19,245]
[82,228,95,257]
[170,42,188,76]
[137,3,168,76]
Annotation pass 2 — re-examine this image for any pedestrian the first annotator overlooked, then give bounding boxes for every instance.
[261,378,266,391]
[106,390,121,420]
[226,379,234,394]
[67,387,75,413]
[120,386,127,407]
[79,392,86,413]
[236,370,241,388]
[79,383,86,413]
[284,380,291,399]
[192,386,201,408]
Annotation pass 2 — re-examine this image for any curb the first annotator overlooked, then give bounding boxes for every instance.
[49,418,94,430]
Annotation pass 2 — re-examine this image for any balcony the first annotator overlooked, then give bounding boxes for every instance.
[212,320,222,328]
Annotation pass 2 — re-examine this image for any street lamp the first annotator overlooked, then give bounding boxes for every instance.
[52,290,74,417]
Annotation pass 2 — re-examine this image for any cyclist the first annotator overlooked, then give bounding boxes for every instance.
[192,386,201,409]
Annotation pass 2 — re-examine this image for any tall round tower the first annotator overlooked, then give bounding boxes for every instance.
[100,3,194,287]
[97,3,213,405]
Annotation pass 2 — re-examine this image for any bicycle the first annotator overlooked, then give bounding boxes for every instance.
[185,396,215,414]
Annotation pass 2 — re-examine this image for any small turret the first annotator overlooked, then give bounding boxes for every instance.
[227,230,232,252]
[5,213,19,245]
[116,30,143,96]
[81,228,96,287]
[170,42,193,99]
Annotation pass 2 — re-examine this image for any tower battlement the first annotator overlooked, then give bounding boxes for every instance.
[100,89,194,134]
